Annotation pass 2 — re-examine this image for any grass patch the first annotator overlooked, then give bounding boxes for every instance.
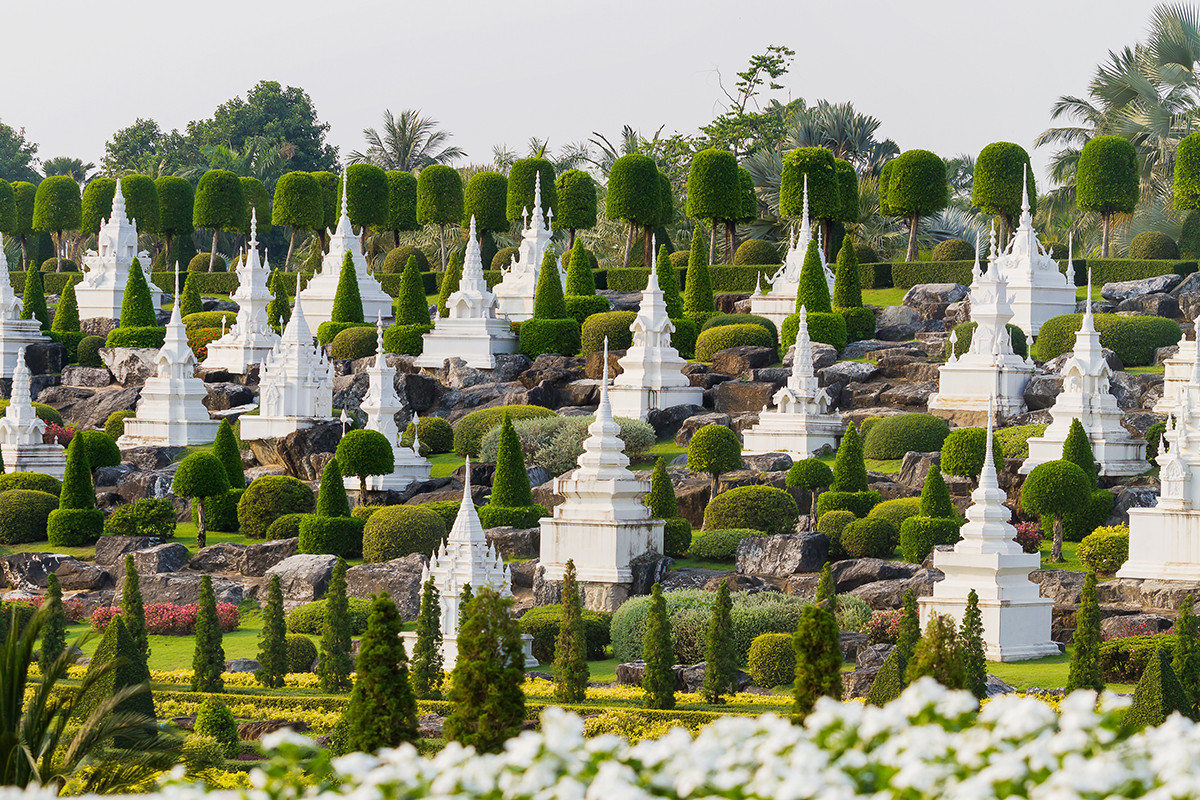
[429,452,465,478]
[863,287,906,308]
[669,557,736,572]
[1040,539,1085,572]
[1126,366,1164,375]
[630,436,687,471]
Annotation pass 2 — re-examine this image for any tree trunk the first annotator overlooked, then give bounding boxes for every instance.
[623,223,634,268]
[439,224,447,271]
[1101,212,1111,258]
[55,232,62,272]
[644,225,654,273]
[906,213,919,262]
[393,229,400,248]
[285,228,297,269]
[1052,517,1064,563]
[19,236,26,270]
[568,228,576,249]
[710,223,717,265]
[810,489,819,519]
[360,476,368,508]
[209,229,219,272]
[727,220,737,263]
[197,499,207,550]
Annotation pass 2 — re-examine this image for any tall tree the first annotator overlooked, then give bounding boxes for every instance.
[416,164,463,270]
[32,176,81,272]
[381,170,419,246]
[553,169,597,248]
[410,576,444,700]
[10,181,35,269]
[792,603,842,719]
[554,559,589,703]
[255,575,287,688]
[507,157,557,226]
[155,176,194,267]
[38,573,66,676]
[686,148,740,265]
[318,558,353,693]
[780,146,841,258]
[191,575,225,693]
[1077,135,1138,258]
[272,171,322,268]
[349,109,465,171]
[641,583,675,710]
[606,154,660,268]
[337,164,388,252]
[702,579,738,704]
[1067,571,1104,693]
[463,171,509,241]
[193,169,247,272]
[972,142,1035,242]
[884,149,948,262]
[344,592,418,751]
[0,120,39,183]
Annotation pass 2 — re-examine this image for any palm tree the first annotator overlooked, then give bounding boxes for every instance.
[178,136,295,190]
[349,109,465,172]
[783,101,898,176]
[40,157,96,186]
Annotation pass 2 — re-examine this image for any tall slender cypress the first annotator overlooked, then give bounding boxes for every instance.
[1174,595,1200,717]
[961,589,987,699]
[180,270,204,317]
[331,251,364,323]
[1067,571,1104,693]
[815,563,836,610]
[896,589,920,666]
[191,575,225,693]
[701,579,737,704]
[39,573,66,675]
[21,265,48,330]
[554,560,589,703]
[1062,418,1098,489]
[564,238,596,296]
[255,575,287,688]
[120,257,157,328]
[645,457,678,518]
[344,592,418,751]
[641,583,675,710]
[683,225,715,318]
[830,422,868,492]
[655,244,683,318]
[121,554,148,664]
[395,255,429,325]
[211,419,245,490]
[51,276,80,332]
[792,603,842,720]
[318,558,353,693]
[410,577,444,699]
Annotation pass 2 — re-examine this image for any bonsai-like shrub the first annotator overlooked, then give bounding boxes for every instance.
[841,517,897,558]
[337,428,394,505]
[1129,230,1179,259]
[941,427,1005,479]
[703,485,800,537]
[188,253,228,273]
[972,141,1035,237]
[862,414,950,460]
[1078,525,1130,573]
[1021,459,1091,562]
[0,489,59,544]
[400,416,453,455]
[946,321,1028,359]
[931,238,976,261]
[195,697,239,756]
[362,505,447,563]
[747,632,795,688]
[694,323,775,361]
[452,404,555,457]
[285,634,319,673]
[172,452,230,548]
[733,239,780,265]
[786,458,833,518]
[238,476,315,539]
[687,424,742,494]
[581,310,636,354]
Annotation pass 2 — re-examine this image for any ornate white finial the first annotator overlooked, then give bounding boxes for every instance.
[600,336,610,408]
[972,230,983,283]
[340,408,351,435]
[463,454,472,496]
[533,172,543,226]
[1082,264,1094,330]
[411,412,421,455]
[249,207,259,249]
[340,167,350,219]
[375,311,385,368]
[988,220,998,261]
[802,174,809,222]
[1021,165,1030,214]
[110,179,127,223]
[982,395,997,476]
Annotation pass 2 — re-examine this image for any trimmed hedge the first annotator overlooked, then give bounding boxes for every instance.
[7,272,84,296]
[862,414,950,460]
[105,326,165,348]
[182,310,238,332]
[77,336,105,367]
[382,323,431,356]
[477,503,547,529]
[815,490,882,520]
[298,515,365,559]
[1033,313,1181,366]
[265,513,305,542]
[994,423,1047,460]
[237,476,315,539]
[453,404,556,457]
[747,632,795,688]
[899,516,961,563]
[1068,258,1195,285]
[662,516,693,558]
[47,508,104,547]
[0,472,61,495]
[330,326,379,360]
[891,261,975,289]
[867,497,923,531]
[841,517,896,558]
[152,271,239,296]
[946,321,1028,359]
[781,311,847,352]
[565,294,610,325]
[694,323,775,362]
[361,504,447,563]
[687,528,764,561]
[816,509,857,560]
[286,597,372,636]
[1077,525,1129,573]
[703,486,799,536]
[0,489,59,544]
[519,318,581,358]
[581,311,635,354]
[519,604,611,662]
[104,497,177,538]
[700,313,777,343]
[1098,634,1180,683]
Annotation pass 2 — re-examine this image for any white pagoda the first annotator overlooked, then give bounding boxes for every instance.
[750,176,835,331]
[0,347,64,477]
[1155,307,1199,416]
[608,261,703,420]
[117,275,220,447]
[742,306,844,456]
[77,181,163,321]
[239,276,335,440]
[204,209,281,373]
[990,169,1075,338]
[539,343,665,612]
[0,234,48,381]
[928,228,1035,423]
[920,399,1059,661]
[1021,269,1147,476]
[296,172,392,329]
[493,173,562,322]
[415,217,519,370]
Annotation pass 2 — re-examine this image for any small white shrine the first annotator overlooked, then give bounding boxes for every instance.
[296,173,392,329]
[749,176,835,331]
[239,276,335,440]
[928,229,1035,424]
[0,234,48,382]
[990,169,1075,338]
[0,347,64,477]
[344,316,431,492]
[920,399,1059,661]
[77,181,163,321]
[1155,307,1198,416]
[118,279,220,448]
[742,306,844,456]
[539,344,665,612]
[401,461,537,668]
[204,209,281,373]
[492,173,563,322]
[1021,270,1147,476]
[608,262,703,420]
[414,217,519,370]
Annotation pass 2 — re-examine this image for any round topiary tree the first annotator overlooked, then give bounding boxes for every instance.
[1129,230,1180,260]
[940,427,1004,481]
[120,174,160,234]
[32,176,81,273]
[80,177,116,236]
[338,164,389,240]
[553,169,596,248]
[155,175,194,268]
[173,452,231,549]
[193,169,247,272]
[507,158,557,224]
[272,171,323,268]
[463,171,509,236]
[0,179,15,240]
[841,517,896,559]
[382,245,430,273]
[734,238,780,266]
[931,238,976,261]
[11,180,36,269]
[337,428,395,506]
[1077,135,1139,258]
[703,485,800,536]
[972,142,1035,242]
[380,170,419,246]
[787,458,833,518]
[606,154,660,268]
[687,424,742,496]
[238,476,316,538]
[416,164,463,270]
[884,149,948,262]
[1175,131,1200,212]
[781,147,841,258]
[687,149,740,264]
[1021,459,1091,563]
[362,505,447,563]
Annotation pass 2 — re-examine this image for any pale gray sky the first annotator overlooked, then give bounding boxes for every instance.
[0,0,1170,185]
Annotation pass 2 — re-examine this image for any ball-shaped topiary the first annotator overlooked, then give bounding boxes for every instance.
[188,253,227,273]
[747,632,796,689]
[195,698,239,757]
[940,427,1005,479]
[265,513,306,541]
[862,414,950,460]
[733,239,781,265]
[700,313,778,342]
[853,242,879,263]
[931,238,976,261]
[0,489,59,545]
[867,497,923,532]
[1128,231,1180,260]
[452,404,556,457]
[1077,525,1129,573]
[816,510,858,560]
[1032,313,1180,366]
[298,515,365,559]
[285,634,319,673]
[841,517,897,559]
[330,326,379,360]
[0,472,61,495]
[972,142,1036,223]
[946,321,1027,359]
[77,430,120,471]
[694,323,776,362]
[686,424,742,489]
[362,505,447,563]
[581,310,635,354]
[402,416,453,455]
[238,476,315,539]
[702,485,800,537]
[77,335,105,368]
[662,517,693,558]
[40,257,77,273]
[381,246,430,274]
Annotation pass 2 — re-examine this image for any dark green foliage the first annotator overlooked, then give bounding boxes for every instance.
[553,169,597,236]
[687,424,742,491]
[703,485,800,536]
[941,427,1006,480]
[238,176,271,236]
[841,517,896,558]
[311,171,340,232]
[191,575,225,692]
[331,251,364,324]
[39,257,77,273]
[507,158,557,223]
[120,555,149,664]
[897,591,920,665]
[255,575,287,688]
[905,614,966,689]
[532,250,567,319]
[0,490,58,544]
[285,634,317,673]
[815,489,882,520]
[832,234,863,309]
[1077,135,1139,216]
[381,245,431,273]
[21,265,47,330]
[105,326,165,349]
[265,512,305,542]
[314,458,351,517]
[362,504,447,563]
[1129,230,1179,259]
[564,238,596,296]
[796,238,832,313]
[1067,572,1104,693]
[831,423,868,493]
[694,323,775,361]
[316,558,353,693]
[961,590,987,699]
[653,244,683,318]
[641,584,675,710]
[379,169,419,236]
[661,517,693,558]
[411,577,444,699]
[863,414,950,460]
[1125,648,1191,728]
[1021,460,1091,561]
[815,563,835,608]
[120,174,159,233]
[178,271,204,318]
[417,164,464,226]
[833,159,859,223]
[606,154,660,225]
[39,573,65,676]
[238,475,315,538]
[463,171,509,232]
[701,312,777,340]
[344,593,418,751]
[687,148,740,224]
[865,645,906,705]
[401,416,454,455]
[46,508,103,547]
[838,306,876,343]
[781,309,848,351]
[883,150,948,215]
[193,169,247,232]
[0,179,14,234]
[1146,420,1169,464]
[972,142,1036,223]
[187,253,227,273]
[77,615,155,739]
[436,251,462,317]
[701,580,737,704]
[780,147,840,220]
[672,316,699,359]
[792,604,842,719]
[0,471,60,494]
[787,458,833,516]
[899,516,961,563]
[119,258,157,328]
[1062,419,1098,490]
[337,164,388,230]
[77,431,119,472]
[445,588,526,752]
[452,404,555,457]
[931,238,976,261]
[195,699,239,758]
[198,489,241,535]
[1033,313,1181,366]
[554,560,590,703]
[492,246,519,270]
[32,176,82,271]
[157,175,196,258]
[747,633,795,689]
[734,238,779,265]
[565,294,610,324]
[80,178,116,235]
[685,248,716,320]
[272,171,323,243]
[646,458,679,517]
[211,419,244,491]
[174,452,231,547]
[58,434,94,510]
[1175,131,1200,210]
[919,466,955,518]
[337,429,395,502]
[1174,596,1200,716]
[490,414,532,506]
[687,528,764,561]
[381,322,431,356]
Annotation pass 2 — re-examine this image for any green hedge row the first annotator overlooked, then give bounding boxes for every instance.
[888,258,1196,290]
[891,260,976,289]
[6,272,81,295]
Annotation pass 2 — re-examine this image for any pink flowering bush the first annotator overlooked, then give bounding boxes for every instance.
[28,593,87,622]
[91,602,239,635]
[1014,521,1043,554]
[42,422,75,446]
[866,609,902,645]
[1102,618,1174,642]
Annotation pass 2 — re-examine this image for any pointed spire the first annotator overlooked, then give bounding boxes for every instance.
[980,395,998,490]
[599,336,611,412]
[10,347,31,409]
[445,455,487,545]
[801,174,809,223]
[988,220,998,262]
[972,229,983,284]
[532,172,543,228]
[1081,265,1095,332]
[0,233,6,272]
[110,179,126,223]
[374,311,385,369]
[340,166,350,220]
[1021,165,1030,215]
[249,207,259,250]
[792,305,812,380]
[169,259,183,327]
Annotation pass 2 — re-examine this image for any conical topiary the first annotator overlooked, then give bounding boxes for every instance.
[533,250,567,319]
[655,244,683,318]
[343,592,418,751]
[896,589,920,665]
[683,226,715,318]
[268,269,291,330]
[796,238,832,313]
[318,558,353,693]
[331,250,364,323]
[180,270,204,318]
[436,251,462,318]
[1125,648,1191,728]
[815,562,836,608]
[641,583,675,709]
[701,579,737,704]
[1062,418,1098,489]
[830,422,868,492]
[59,434,95,510]
[793,603,842,719]
[211,419,245,490]
[120,257,157,328]
[1067,571,1104,693]
[22,265,48,330]
[865,646,905,705]
[961,589,987,699]
[191,575,225,692]
[646,457,678,518]
[489,413,532,507]
[395,255,429,325]
[315,458,352,518]
[410,576,444,699]
[51,276,79,333]
[564,238,596,296]
[39,573,65,675]
[77,614,155,732]
[832,234,863,309]
[121,554,149,664]
[918,467,955,518]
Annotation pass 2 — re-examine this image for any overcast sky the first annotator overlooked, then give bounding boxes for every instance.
[0,0,1171,185]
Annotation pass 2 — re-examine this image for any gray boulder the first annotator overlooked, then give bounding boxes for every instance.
[1116,292,1179,317]
[783,342,838,371]
[1101,273,1182,302]
[819,361,880,385]
[842,668,879,698]
[1,553,109,591]
[243,538,300,577]
[1024,374,1062,410]
[711,346,777,376]
[95,535,170,566]
[99,348,158,386]
[902,283,969,309]
[678,662,751,693]
[123,572,243,606]
[875,305,922,340]
[736,532,828,577]
[224,658,260,673]
[128,543,191,575]
[345,554,426,620]
[61,366,113,388]
[486,527,540,560]
[1099,612,1173,640]
[831,558,921,592]
[674,412,733,446]
[264,555,339,604]
[857,643,894,670]
[189,542,248,574]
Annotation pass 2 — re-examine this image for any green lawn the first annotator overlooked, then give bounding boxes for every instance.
[862,287,906,308]
[429,452,464,478]
[1126,366,1164,375]
[1040,540,1085,572]
[816,451,903,474]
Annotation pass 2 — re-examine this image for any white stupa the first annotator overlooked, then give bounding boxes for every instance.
[77,181,163,321]
[0,347,64,477]
[1156,305,1198,416]
[750,176,835,331]
[928,228,1035,423]
[344,314,431,492]
[990,168,1076,338]
[493,172,562,322]
[401,460,536,668]
[608,259,703,420]
[920,399,1059,661]
[539,342,665,612]
[414,216,519,370]
[204,209,281,373]
[1021,268,1147,476]
[0,234,48,382]
[742,306,845,456]
[239,275,335,440]
[296,171,392,329]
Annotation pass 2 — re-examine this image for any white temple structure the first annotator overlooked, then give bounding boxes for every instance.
[77,181,163,321]
[990,169,1075,337]
[117,276,220,448]
[608,262,703,420]
[239,276,335,440]
[750,176,835,331]
[0,234,48,382]
[492,173,563,322]
[204,209,281,373]
[928,229,1035,424]
[0,347,64,477]
[344,315,431,492]
[743,306,844,456]
[415,217,519,370]
[1155,307,1199,416]
[296,172,392,329]
[539,343,665,612]
[920,399,1059,661]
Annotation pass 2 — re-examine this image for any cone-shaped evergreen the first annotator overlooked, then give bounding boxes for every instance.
[458,583,473,629]
[318,558,353,693]
[1062,418,1098,489]
[120,258,157,328]
[315,458,352,518]
[655,244,683,318]
[255,574,287,688]
[191,574,225,693]
[121,554,148,663]
[180,270,204,318]
[211,419,245,490]
[445,587,526,753]
[1174,595,1200,716]
[268,269,291,330]
[1125,648,1191,728]
[396,255,429,325]
[436,251,462,318]
[961,589,987,699]
[410,576,444,699]
[905,615,967,689]
[21,265,48,330]
[641,582,675,709]
[554,559,589,703]
[831,234,863,309]
[50,276,79,333]
[918,467,955,518]
[1067,571,1104,693]
[865,646,906,705]
[59,434,95,509]
[830,422,868,492]
[684,227,715,317]
[77,615,155,741]
[646,457,678,518]
[489,413,532,507]
[796,238,832,313]
[792,603,842,719]
[331,250,364,323]
[896,590,920,665]
[344,592,418,751]
[533,250,567,319]
[702,579,738,704]
[564,238,596,296]
[815,563,836,609]
[39,573,65,675]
